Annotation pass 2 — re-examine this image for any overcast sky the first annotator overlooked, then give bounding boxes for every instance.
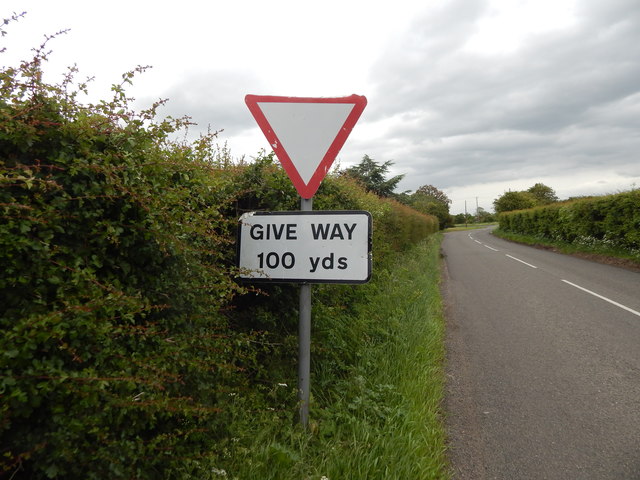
[3,0,639,214]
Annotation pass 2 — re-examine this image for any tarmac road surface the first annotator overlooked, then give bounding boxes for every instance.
[442,227,640,479]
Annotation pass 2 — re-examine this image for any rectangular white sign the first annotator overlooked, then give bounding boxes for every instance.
[237,211,372,283]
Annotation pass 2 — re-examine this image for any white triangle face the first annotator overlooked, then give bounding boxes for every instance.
[257,102,354,184]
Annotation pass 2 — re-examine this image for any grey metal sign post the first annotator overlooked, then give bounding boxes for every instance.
[298,197,312,427]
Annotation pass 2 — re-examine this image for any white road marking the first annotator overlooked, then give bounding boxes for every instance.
[505,254,538,269]
[484,245,499,251]
[561,280,640,318]
[475,240,482,244]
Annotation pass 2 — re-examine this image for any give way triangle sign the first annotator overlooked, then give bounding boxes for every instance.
[245,94,367,199]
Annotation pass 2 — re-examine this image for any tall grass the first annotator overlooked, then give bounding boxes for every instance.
[224,234,449,480]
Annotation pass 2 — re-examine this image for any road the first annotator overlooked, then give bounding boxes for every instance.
[442,227,640,479]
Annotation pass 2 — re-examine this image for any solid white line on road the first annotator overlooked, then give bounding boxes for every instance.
[505,254,538,269]
[475,240,482,244]
[484,245,499,251]
[561,280,640,318]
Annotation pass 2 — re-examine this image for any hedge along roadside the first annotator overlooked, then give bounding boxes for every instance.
[497,190,640,259]
[1,24,439,479]
[1,45,255,477]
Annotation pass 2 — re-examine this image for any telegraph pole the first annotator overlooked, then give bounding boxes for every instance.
[464,200,468,228]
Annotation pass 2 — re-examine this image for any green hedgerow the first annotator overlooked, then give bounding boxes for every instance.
[1,20,253,479]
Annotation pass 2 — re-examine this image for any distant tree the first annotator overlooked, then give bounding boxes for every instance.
[410,184,453,229]
[494,183,559,213]
[453,213,475,225]
[415,200,453,229]
[342,154,404,197]
[476,207,496,223]
[527,183,558,205]
[493,190,537,213]
[392,190,413,205]
[414,184,452,206]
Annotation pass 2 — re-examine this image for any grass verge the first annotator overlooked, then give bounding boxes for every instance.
[220,234,449,480]
[493,228,640,271]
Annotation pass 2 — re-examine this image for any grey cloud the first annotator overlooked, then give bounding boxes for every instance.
[363,0,640,194]
[139,69,267,136]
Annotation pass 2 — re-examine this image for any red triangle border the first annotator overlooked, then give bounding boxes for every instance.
[245,94,367,199]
